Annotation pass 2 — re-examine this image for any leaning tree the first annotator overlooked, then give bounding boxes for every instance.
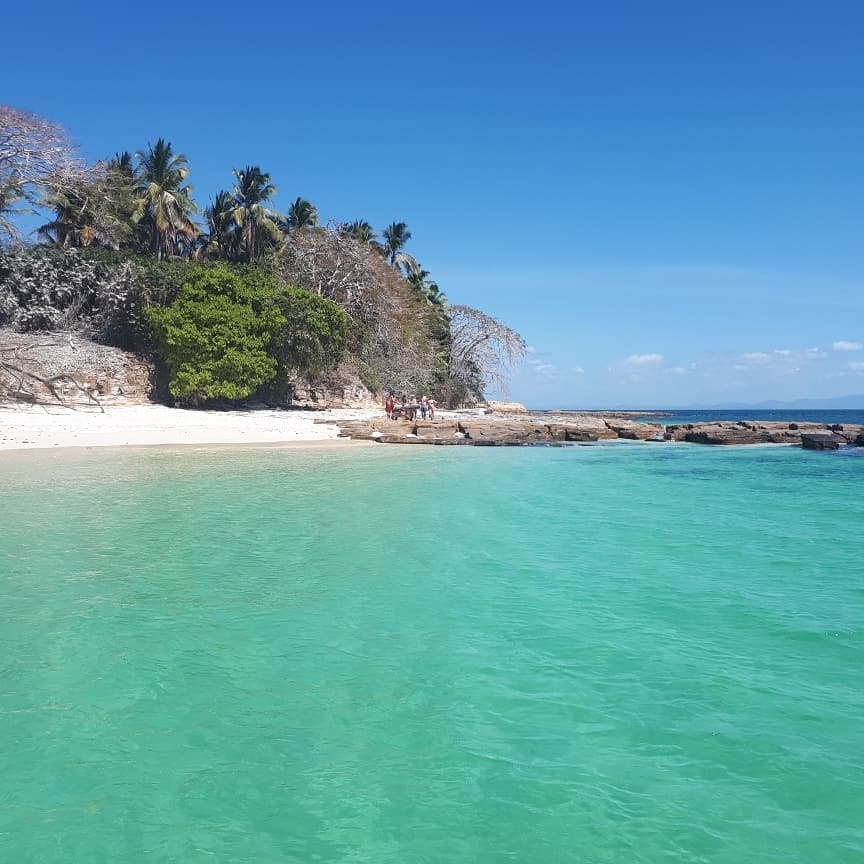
[446,304,526,407]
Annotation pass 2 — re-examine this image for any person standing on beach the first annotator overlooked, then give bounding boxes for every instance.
[385,391,395,419]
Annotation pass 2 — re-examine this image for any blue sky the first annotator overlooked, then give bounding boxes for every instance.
[4,0,863,407]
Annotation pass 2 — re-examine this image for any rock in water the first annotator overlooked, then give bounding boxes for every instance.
[800,433,841,451]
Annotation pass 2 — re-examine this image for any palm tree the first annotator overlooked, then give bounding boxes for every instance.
[424,281,447,308]
[285,197,318,231]
[404,257,447,307]
[37,186,96,248]
[133,139,198,260]
[204,190,237,260]
[107,151,134,179]
[229,166,279,262]
[37,165,134,250]
[381,221,412,268]
[0,184,24,243]
[403,256,428,290]
[342,219,378,245]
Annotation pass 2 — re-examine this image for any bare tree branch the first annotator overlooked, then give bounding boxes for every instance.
[0,105,87,241]
[448,304,526,401]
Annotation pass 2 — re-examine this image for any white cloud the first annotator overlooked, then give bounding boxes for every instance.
[849,361,864,372]
[621,353,664,367]
[665,366,687,375]
[525,355,558,377]
[569,366,584,375]
[740,347,826,366]
[833,340,863,352]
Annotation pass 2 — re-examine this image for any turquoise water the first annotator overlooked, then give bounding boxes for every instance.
[1,443,862,863]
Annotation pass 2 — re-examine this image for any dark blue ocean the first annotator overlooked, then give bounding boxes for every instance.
[641,409,864,425]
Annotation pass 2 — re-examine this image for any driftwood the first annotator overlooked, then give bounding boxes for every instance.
[0,337,104,411]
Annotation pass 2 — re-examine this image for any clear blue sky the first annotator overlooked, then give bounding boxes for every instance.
[5,0,863,407]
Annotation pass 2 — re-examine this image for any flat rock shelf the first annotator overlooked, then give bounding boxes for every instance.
[323,413,864,448]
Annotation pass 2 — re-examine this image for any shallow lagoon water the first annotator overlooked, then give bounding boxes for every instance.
[1,443,862,862]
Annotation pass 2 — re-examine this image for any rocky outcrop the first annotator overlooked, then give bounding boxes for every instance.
[801,432,842,450]
[333,414,665,446]
[333,413,864,449]
[484,400,528,414]
[286,360,377,409]
[603,419,665,440]
[0,329,153,406]
[665,421,864,447]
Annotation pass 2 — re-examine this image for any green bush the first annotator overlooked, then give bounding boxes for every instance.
[271,286,352,379]
[145,264,282,404]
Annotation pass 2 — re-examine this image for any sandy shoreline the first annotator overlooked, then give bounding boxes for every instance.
[0,403,382,452]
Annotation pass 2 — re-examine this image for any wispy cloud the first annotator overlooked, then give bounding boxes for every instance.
[849,361,864,372]
[833,340,863,351]
[738,347,826,367]
[621,353,664,367]
[524,353,559,377]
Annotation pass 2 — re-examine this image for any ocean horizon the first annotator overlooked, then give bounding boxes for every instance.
[527,408,864,425]
[1,442,862,862]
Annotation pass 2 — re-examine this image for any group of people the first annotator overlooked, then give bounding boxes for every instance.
[385,392,436,421]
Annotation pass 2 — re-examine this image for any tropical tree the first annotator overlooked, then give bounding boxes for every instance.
[381,221,412,268]
[37,158,139,251]
[203,190,236,260]
[144,264,283,405]
[102,153,141,249]
[229,165,280,263]
[271,286,353,379]
[133,138,198,260]
[107,151,134,179]
[341,219,378,246]
[37,185,101,248]
[402,256,446,307]
[284,197,318,231]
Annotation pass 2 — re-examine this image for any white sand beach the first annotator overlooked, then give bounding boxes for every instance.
[0,404,382,452]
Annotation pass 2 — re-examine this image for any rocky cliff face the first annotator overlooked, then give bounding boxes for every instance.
[285,360,378,409]
[0,329,153,406]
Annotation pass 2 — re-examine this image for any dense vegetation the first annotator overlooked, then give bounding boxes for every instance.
[0,106,524,406]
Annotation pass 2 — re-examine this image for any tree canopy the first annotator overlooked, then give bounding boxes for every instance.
[1,106,528,406]
[447,305,527,406]
[0,106,86,242]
